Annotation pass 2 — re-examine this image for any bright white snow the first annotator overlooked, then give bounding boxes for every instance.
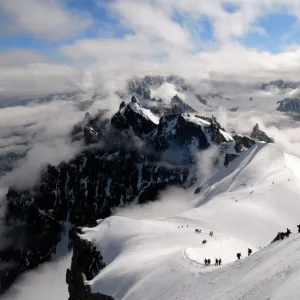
[81,143,300,300]
[128,102,160,125]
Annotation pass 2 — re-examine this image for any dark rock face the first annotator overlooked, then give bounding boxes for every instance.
[277,98,300,114]
[111,97,157,136]
[72,110,110,144]
[250,124,274,143]
[67,228,113,300]
[233,135,256,152]
[1,100,240,294]
[151,114,209,152]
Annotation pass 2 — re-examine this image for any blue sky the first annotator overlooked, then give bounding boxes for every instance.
[0,0,299,54]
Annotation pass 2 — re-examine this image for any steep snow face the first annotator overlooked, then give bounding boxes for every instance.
[119,101,160,125]
[127,102,160,125]
[81,143,300,300]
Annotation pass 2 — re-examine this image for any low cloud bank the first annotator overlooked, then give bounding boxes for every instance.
[2,254,71,300]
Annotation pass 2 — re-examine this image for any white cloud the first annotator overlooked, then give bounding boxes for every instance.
[0,62,82,98]
[110,0,192,49]
[0,100,84,189]
[2,254,71,300]
[0,0,91,40]
[0,49,48,67]
[2,0,300,97]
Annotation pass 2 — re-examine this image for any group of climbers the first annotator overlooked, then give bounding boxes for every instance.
[203,225,300,268]
[204,258,222,266]
[278,228,292,240]
[237,248,252,260]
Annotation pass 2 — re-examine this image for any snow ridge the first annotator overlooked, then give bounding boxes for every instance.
[81,143,300,300]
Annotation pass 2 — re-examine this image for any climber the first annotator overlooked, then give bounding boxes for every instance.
[202,240,207,244]
[209,231,214,237]
[286,228,291,237]
[207,259,211,266]
[297,224,300,233]
[248,248,252,256]
[215,258,219,266]
[237,253,242,260]
[218,259,222,266]
[281,232,285,240]
[204,258,208,266]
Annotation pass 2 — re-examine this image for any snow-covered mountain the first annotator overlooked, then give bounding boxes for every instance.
[0,95,273,294]
[69,142,300,300]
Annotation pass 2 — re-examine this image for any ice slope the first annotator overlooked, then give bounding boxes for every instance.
[81,143,300,300]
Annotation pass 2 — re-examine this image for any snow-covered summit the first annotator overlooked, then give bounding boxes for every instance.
[111,96,159,136]
[121,97,160,125]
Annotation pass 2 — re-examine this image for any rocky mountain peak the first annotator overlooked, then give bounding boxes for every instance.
[119,101,126,110]
[250,123,274,143]
[131,95,138,103]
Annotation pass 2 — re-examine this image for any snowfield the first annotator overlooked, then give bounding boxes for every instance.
[82,143,300,300]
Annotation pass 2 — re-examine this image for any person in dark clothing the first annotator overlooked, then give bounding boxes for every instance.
[202,240,207,244]
[281,233,285,240]
[204,258,208,266]
[218,259,222,266]
[248,248,252,256]
[215,258,219,266]
[237,253,242,260]
[297,225,300,233]
[286,228,291,237]
[207,259,211,266]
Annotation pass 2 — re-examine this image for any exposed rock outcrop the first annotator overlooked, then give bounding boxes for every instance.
[233,134,256,152]
[67,228,113,300]
[250,124,274,143]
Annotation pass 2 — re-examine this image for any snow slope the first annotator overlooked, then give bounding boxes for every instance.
[81,143,300,300]
[128,102,160,125]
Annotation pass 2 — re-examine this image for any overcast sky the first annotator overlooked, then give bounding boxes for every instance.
[1,0,300,97]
